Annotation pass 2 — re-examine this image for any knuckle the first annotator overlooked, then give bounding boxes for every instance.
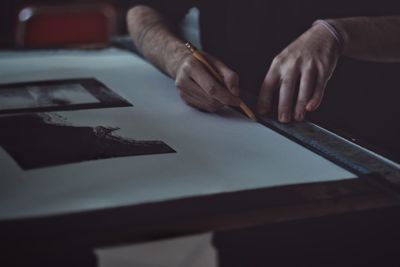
[180,59,193,74]
[175,79,184,88]
[281,79,294,89]
[272,55,283,65]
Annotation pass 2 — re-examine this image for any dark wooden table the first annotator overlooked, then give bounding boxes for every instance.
[1,175,399,266]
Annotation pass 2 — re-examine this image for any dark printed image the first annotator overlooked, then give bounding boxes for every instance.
[0,113,175,170]
[0,78,132,114]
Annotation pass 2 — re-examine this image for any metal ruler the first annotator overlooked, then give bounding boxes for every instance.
[258,116,400,196]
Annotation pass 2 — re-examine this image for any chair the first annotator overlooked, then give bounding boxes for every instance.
[16,3,116,48]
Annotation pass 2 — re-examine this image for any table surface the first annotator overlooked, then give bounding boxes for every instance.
[0,49,398,249]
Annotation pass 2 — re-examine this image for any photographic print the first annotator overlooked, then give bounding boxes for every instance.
[0,113,176,170]
[0,78,132,114]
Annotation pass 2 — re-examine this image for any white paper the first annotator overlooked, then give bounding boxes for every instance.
[0,49,356,220]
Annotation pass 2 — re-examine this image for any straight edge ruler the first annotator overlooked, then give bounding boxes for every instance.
[258,116,400,198]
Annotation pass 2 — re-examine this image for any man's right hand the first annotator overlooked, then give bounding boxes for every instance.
[127,6,240,113]
[174,52,241,112]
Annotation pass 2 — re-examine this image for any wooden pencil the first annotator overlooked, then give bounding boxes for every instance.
[185,42,257,121]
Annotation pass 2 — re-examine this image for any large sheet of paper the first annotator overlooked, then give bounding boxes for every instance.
[0,49,356,220]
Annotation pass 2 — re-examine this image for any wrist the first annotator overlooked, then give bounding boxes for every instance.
[312,19,345,55]
[325,19,350,55]
[166,39,193,78]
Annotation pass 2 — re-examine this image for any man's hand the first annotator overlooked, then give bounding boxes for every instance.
[258,23,341,123]
[127,6,240,113]
[175,53,241,112]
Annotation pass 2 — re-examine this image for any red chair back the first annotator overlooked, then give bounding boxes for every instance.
[16,3,116,48]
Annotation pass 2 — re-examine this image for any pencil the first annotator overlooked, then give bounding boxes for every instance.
[185,42,257,121]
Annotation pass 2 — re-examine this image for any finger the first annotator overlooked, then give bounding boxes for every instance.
[189,59,240,106]
[181,91,223,112]
[180,89,223,113]
[278,69,300,123]
[257,66,280,114]
[294,66,317,121]
[177,75,215,100]
[176,77,223,112]
[205,54,240,96]
[186,82,223,108]
[306,74,327,112]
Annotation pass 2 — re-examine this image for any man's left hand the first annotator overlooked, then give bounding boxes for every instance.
[257,23,341,123]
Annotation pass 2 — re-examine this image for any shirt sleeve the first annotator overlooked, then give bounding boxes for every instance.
[131,0,196,25]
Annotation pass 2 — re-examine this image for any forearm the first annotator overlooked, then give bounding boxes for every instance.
[327,16,400,62]
[126,5,190,78]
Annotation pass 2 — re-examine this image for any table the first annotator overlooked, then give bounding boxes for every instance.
[0,49,398,266]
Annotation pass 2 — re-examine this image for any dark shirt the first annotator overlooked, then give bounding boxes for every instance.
[136,0,400,161]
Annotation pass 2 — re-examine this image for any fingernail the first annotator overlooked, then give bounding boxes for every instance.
[280,113,290,123]
[279,113,284,122]
[296,112,304,121]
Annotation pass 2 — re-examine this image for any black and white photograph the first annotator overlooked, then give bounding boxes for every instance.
[0,78,132,114]
[0,113,176,170]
